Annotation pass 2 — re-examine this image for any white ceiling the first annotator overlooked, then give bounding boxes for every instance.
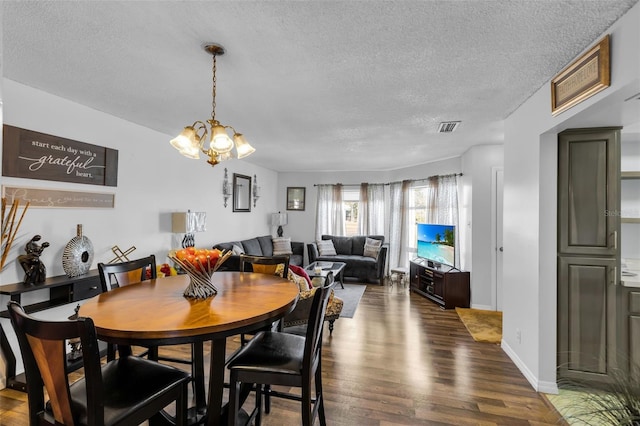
[2,1,638,172]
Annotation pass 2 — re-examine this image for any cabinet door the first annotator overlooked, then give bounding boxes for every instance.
[558,128,620,256]
[558,256,619,383]
[621,289,640,378]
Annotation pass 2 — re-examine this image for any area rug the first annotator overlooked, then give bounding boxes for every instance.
[455,307,502,343]
[333,284,366,318]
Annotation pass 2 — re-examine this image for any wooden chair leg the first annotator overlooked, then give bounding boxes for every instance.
[301,376,313,426]
[328,319,335,335]
[255,383,263,426]
[264,384,271,414]
[176,381,188,426]
[316,365,326,426]
[227,373,240,426]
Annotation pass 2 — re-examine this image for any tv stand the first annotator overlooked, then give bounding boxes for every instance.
[409,259,470,309]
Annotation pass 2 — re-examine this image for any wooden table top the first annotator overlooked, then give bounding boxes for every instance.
[79,272,299,344]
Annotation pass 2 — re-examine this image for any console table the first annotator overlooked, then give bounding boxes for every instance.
[0,270,102,391]
[409,259,470,309]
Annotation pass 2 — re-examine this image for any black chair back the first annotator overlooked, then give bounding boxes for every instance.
[8,301,190,426]
[239,254,290,276]
[97,255,157,292]
[304,272,334,372]
[9,301,112,425]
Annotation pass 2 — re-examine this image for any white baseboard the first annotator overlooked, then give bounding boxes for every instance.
[470,304,493,310]
[501,340,558,394]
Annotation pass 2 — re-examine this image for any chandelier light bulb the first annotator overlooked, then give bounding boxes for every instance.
[210,124,234,153]
[234,133,255,159]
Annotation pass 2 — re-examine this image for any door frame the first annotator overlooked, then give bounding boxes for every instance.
[491,166,504,311]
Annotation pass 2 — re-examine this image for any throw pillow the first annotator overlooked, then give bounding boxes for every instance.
[232,244,244,255]
[289,264,313,289]
[275,264,311,292]
[317,240,337,256]
[272,237,293,255]
[363,237,382,260]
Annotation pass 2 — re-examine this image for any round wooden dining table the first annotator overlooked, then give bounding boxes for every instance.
[79,271,299,426]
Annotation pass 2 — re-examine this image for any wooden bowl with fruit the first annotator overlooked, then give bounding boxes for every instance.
[168,247,232,299]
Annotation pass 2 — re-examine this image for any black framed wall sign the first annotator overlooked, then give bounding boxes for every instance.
[2,125,118,187]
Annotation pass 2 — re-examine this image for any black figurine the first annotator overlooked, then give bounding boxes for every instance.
[17,235,50,284]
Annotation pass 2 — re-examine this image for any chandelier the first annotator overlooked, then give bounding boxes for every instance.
[170,44,255,166]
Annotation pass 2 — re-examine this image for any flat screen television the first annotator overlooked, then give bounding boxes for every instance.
[416,223,456,268]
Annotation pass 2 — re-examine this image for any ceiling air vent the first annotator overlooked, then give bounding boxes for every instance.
[438,121,461,133]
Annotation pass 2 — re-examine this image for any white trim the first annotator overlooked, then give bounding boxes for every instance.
[501,339,559,393]
[491,166,504,311]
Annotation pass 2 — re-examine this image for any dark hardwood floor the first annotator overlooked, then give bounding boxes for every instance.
[0,282,564,425]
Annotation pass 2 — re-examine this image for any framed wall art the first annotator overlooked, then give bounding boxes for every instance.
[2,125,118,186]
[551,34,610,116]
[233,173,251,212]
[287,187,306,211]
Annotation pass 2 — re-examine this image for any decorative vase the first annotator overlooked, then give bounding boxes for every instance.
[168,248,232,299]
[62,224,94,278]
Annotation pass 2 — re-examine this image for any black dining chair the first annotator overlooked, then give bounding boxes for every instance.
[98,255,205,399]
[236,253,294,413]
[226,278,335,426]
[238,254,292,343]
[7,301,190,426]
[97,255,158,360]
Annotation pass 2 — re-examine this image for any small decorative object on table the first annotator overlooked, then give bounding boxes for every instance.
[67,304,83,361]
[62,224,94,277]
[17,235,49,284]
[168,247,232,299]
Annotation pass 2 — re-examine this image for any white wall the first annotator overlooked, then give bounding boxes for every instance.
[0,80,279,286]
[501,2,640,393]
[461,145,504,310]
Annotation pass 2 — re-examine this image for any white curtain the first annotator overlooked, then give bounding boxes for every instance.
[315,184,344,240]
[388,175,459,270]
[426,174,460,267]
[358,183,385,235]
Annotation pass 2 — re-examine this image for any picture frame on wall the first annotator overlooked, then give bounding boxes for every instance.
[287,187,305,211]
[550,34,610,116]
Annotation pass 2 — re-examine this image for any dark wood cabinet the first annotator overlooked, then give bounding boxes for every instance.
[0,270,102,391]
[557,127,623,385]
[409,259,470,309]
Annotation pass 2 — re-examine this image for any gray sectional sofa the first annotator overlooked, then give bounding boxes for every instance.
[307,235,387,284]
[213,235,304,271]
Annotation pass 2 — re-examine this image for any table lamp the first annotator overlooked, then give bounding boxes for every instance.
[172,210,207,248]
[271,212,288,237]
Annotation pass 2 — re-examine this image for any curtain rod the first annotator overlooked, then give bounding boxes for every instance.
[313,183,389,187]
[313,173,463,187]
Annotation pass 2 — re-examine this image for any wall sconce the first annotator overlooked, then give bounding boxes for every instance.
[252,175,260,207]
[271,212,288,237]
[222,168,232,208]
[172,210,207,248]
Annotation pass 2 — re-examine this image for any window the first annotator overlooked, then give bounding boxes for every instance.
[342,188,359,237]
[407,185,429,255]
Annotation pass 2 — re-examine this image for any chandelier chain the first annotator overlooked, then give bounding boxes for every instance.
[211,53,217,121]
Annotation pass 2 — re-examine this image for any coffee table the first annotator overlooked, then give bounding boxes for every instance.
[306,261,346,289]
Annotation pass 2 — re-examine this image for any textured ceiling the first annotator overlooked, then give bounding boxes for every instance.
[2,1,638,172]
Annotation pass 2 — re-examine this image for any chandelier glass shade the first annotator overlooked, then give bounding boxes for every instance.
[170,44,255,166]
